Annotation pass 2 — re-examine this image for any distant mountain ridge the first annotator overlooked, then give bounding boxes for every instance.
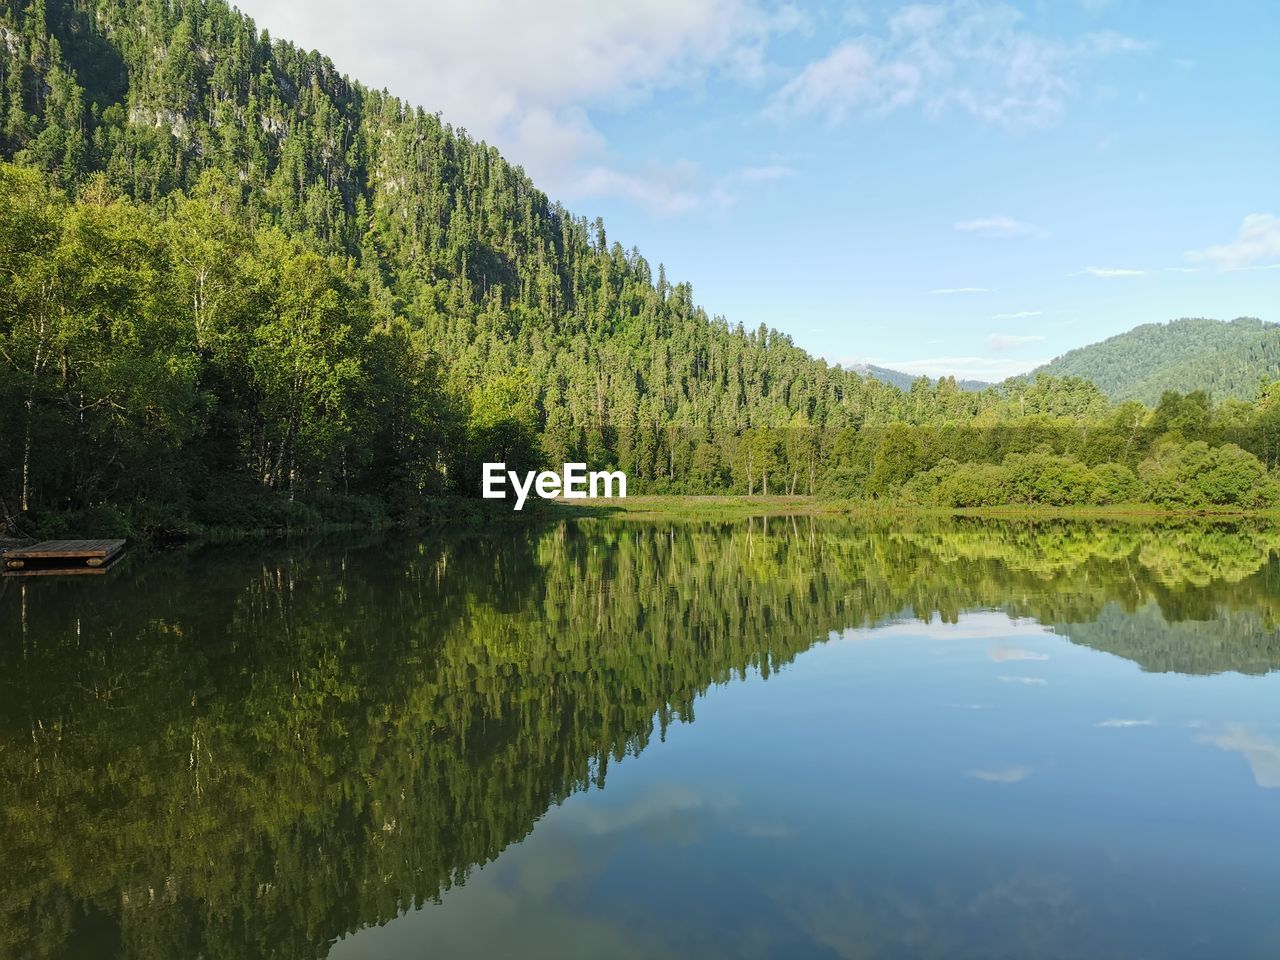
[847,362,990,393]
[855,316,1280,402]
[1033,317,1280,404]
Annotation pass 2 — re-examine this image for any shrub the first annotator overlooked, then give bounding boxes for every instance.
[905,453,1141,508]
[1139,441,1279,508]
[1089,462,1139,504]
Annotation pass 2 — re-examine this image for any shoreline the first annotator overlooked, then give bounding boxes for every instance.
[545,495,1280,522]
[8,495,1277,549]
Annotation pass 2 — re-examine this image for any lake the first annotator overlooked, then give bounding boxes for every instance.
[2,517,1279,959]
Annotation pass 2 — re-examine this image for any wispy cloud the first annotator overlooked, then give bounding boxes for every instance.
[1079,266,1145,278]
[708,162,802,209]
[986,334,1047,351]
[737,163,798,182]
[956,215,1048,239]
[998,675,1048,685]
[766,2,1146,127]
[1201,725,1280,788]
[567,783,715,835]
[989,644,1050,662]
[992,310,1042,319]
[577,162,702,215]
[967,765,1033,784]
[1186,213,1280,271]
[931,287,992,295]
[1096,719,1153,728]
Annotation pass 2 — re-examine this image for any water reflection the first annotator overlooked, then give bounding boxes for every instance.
[1,518,1279,959]
[1205,726,1280,788]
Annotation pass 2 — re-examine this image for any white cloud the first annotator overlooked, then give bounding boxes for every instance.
[931,287,992,294]
[992,310,1041,319]
[567,783,712,834]
[1080,266,1145,278]
[765,40,904,123]
[838,611,1055,642]
[997,675,1048,685]
[967,765,1033,783]
[234,0,805,212]
[1185,213,1280,271]
[986,333,1047,351]
[1202,725,1280,788]
[1096,719,1153,728]
[956,215,1047,238]
[577,162,702,216]
[766,1,1145,126]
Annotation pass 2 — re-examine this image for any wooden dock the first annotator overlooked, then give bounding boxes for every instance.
[2,539,126,575]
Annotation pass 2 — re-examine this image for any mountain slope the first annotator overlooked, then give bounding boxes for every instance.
[1035,317,1280,404]
[0,0,927,499]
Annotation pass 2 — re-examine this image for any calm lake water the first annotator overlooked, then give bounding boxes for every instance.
[2,518,1279,959]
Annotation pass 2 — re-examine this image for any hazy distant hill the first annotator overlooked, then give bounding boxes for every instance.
[1058,602,1280,676]
[1035,317,1280,404]
[848,363,990,393]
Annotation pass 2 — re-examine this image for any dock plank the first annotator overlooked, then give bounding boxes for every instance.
[2,559,121,577]
[5,539,126,559]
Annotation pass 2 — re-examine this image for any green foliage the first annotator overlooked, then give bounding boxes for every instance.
[1139,441,1280,509]
[905,453,1142,508]
[463,368,541,485]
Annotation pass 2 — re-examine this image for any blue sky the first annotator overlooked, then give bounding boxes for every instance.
[236,0,1279,380]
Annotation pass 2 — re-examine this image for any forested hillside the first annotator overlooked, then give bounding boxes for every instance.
[1035,318,1280,405]
[2,0,1279,534]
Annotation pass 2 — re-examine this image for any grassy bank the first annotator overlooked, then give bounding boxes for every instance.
[548,495,1280,522]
